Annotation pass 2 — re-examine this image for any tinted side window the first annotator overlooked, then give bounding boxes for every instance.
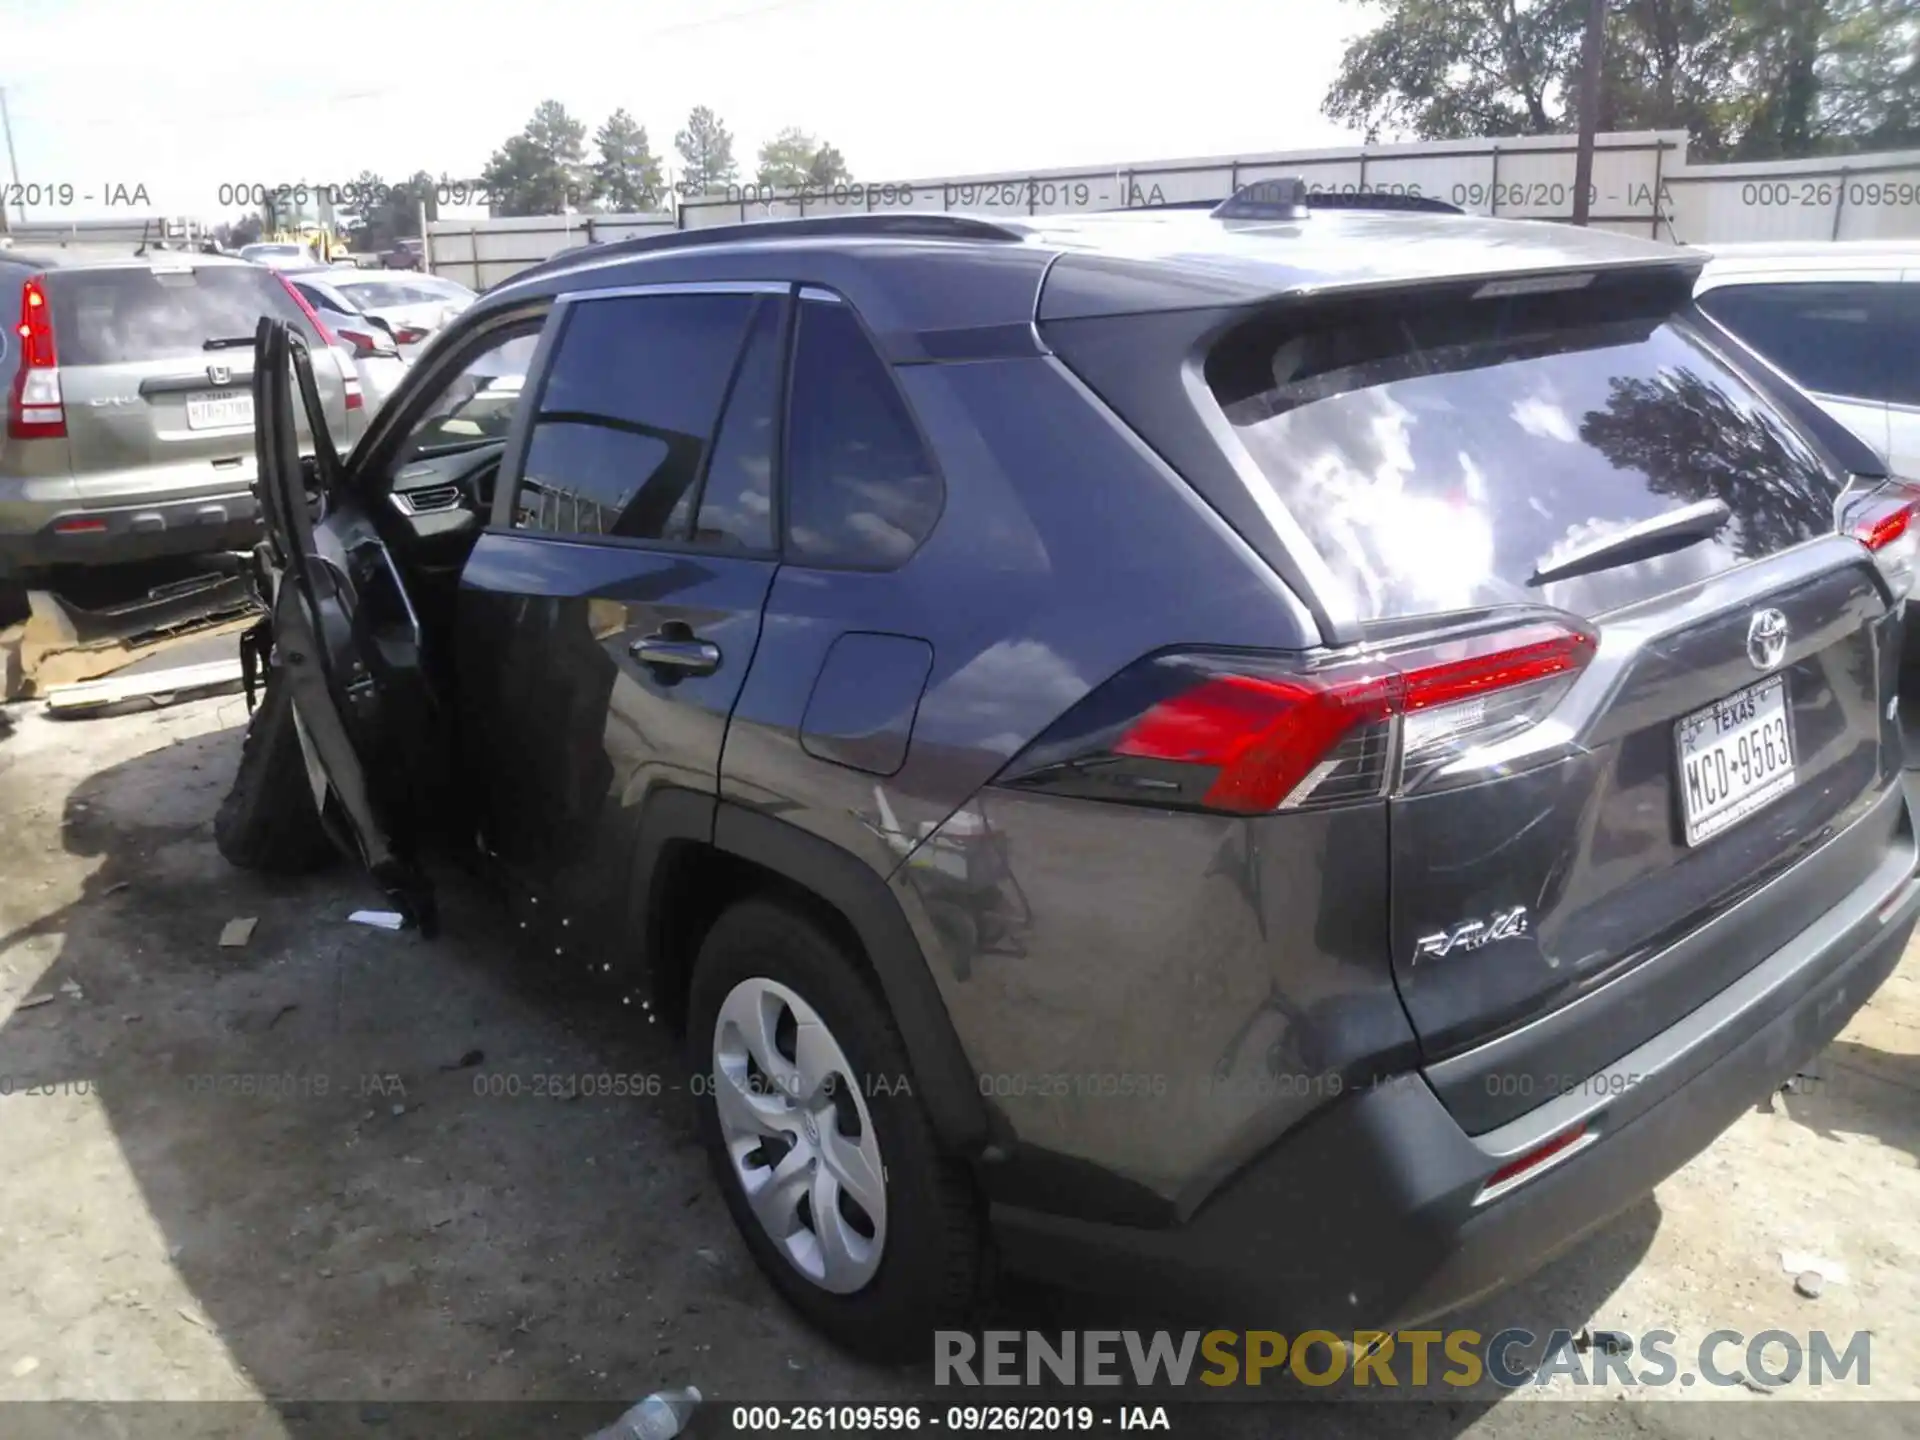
[402,327,542,460]
[516,293,756,540]
[691,297,785,552]
[784,299,942,566]
[1696,282,1892,402]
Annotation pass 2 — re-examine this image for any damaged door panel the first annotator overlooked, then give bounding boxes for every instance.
[249,317,439,932]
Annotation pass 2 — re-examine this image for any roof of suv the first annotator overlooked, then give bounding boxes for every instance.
[487,207,1704,343]
[1700,239,1920,274]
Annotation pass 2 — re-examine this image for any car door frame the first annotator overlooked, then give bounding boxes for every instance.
[464,278,795,945]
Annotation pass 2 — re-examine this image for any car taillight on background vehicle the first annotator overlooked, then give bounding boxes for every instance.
[999,618,1597,815]
[1845,479,1920,602]
[392,325,430,346]
[8,275,66,440]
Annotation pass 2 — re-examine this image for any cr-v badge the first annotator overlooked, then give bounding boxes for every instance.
[1747,608,1789,671]
[1414,905,1530,963]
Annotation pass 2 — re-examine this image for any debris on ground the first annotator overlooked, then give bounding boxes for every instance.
[1780,1250,1849,1286]
[1574,1327,1632,1354]
[587,1386,701,1440]
[13,995,55,1012]
[58,979,84,1001]
[348,910,405,931]
[218,917,258,948]
[440,1048,485,1070]
[1795,1271,1825,1298]
[695,1248,721,1267]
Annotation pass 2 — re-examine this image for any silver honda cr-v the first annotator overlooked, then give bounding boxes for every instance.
[0,249,362,586]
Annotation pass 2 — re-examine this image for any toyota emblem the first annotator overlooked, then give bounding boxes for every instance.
[207,363,232,386]
[1747,608,1789,671]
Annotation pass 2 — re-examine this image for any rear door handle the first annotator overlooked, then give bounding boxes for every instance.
[629,634,722,677]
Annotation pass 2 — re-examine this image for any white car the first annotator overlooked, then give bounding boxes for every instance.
[319,270,476,362]
[1694,241,1920,478]
[238,241,323,271]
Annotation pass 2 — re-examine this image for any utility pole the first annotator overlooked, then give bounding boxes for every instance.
[0,86,21,232]
[1571,0,1608,226]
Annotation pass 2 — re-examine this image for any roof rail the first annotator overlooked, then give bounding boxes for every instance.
[1302,190,1465,216]
[499,211,1031,289]
[1109,191,1466,217]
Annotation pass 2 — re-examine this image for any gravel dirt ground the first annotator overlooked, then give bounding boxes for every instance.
[0,692,1916,1439]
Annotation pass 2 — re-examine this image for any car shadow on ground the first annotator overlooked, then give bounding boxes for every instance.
[0,704,1657,1437]
[1775,1038,1920,1167]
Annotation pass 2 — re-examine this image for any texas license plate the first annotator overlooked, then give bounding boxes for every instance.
[186,389,253,430]
[1675,675,1795,846]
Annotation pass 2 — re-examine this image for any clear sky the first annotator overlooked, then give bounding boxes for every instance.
[0,0,1372,222]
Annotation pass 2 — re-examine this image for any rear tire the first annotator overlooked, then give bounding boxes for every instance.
[687,898,988,1362]
[214,667,338,874]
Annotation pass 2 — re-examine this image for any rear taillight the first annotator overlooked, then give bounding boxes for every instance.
[8,275,66,440]
[393,325,430,346]
[1000,618,1596,815]
[1847,480,1920,602]
[335,327,396,357]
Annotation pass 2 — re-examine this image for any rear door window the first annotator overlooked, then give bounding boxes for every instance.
[1695,281,1895,403]
[1209,287,1845,621]
[513,292,757,540]
[45,264,310,364]
[783,297,943,566]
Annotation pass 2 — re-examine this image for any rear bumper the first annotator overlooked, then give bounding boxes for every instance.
[0,489,260,575]
[990,785,1920,1329]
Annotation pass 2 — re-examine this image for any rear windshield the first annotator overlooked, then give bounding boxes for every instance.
[46,265,309,365]
[338,277,464,308]
[1208,288,1846,620]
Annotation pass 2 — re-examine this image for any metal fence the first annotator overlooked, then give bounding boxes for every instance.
[426,130,1920,287]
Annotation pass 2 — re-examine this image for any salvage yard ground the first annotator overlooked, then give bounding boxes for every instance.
[1,693,1918,1439]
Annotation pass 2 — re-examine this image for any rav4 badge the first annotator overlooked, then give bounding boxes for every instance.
[1413,905,1530,963]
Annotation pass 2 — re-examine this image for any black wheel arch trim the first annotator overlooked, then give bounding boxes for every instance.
[703,801,1000,1158]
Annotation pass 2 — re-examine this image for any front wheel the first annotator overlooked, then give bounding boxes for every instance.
[214,665,338,874]
[687,899,988,1361]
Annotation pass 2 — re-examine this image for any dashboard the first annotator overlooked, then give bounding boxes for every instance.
[385,442,505,552]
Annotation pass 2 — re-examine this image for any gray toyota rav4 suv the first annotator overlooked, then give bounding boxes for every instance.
[214,192,1920,1360]
[0,250,360,586]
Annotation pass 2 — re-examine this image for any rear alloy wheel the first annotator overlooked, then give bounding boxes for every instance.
[712,976,888,1293]
[687,900,986,1360]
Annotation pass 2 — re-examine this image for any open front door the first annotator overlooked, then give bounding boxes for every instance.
[250,316,439,934]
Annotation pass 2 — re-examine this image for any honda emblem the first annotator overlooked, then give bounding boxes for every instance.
[207,363,232,386]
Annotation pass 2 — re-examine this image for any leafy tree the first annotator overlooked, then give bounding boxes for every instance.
[592,109,665,211]
[1733,0,1920,156]
[675,105,738,196]
[755,127,818,187]
[1325,0,1920,158]
[807,143,853,188]
[1323,0,1584,140]
[481,99,591,216]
